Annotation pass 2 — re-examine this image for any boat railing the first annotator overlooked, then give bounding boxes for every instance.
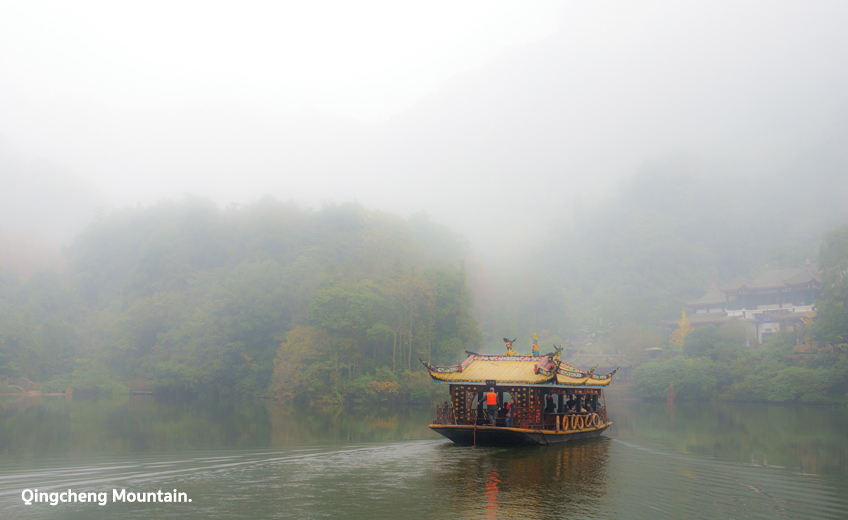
[433,404,608,429]
[434,403,456,425]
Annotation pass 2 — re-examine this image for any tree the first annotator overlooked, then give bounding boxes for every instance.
[682,325,717,358]
[269,327,333,402]
[817,223,848,346]
[670,311,693,350]
[581,317,613,340]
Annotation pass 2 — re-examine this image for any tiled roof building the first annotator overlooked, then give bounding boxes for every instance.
[675,263,819,344]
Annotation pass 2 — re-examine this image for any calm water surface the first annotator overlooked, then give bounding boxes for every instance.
[0,393,846,519]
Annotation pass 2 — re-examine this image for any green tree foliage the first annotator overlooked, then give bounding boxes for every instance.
[630,357,719,401]
[681,323,746,361]
[0,198,482,401]
[682,325,718,358]
[633,328,848,404]
[816,222,848,346]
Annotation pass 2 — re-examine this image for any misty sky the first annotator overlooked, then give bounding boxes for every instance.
[2,1,847,260]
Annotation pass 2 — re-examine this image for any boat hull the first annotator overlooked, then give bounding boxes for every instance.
[429,422,611,446]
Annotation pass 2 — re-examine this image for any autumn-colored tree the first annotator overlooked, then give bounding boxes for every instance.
[365,380,400,402]
[800,311,815,346]
[670,311,693,350]
[269,326,333,402]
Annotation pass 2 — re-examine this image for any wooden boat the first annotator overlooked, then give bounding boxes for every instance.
[421,344,617,446]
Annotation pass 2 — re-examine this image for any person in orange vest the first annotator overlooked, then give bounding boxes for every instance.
[485,387,498,426]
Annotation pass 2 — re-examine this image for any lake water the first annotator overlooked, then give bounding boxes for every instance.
[0,392,846,519]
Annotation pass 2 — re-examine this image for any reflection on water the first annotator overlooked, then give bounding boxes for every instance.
[0,394,846,519]
[435,440,614,518]
[607,399,848,476]
[0,394,437,463]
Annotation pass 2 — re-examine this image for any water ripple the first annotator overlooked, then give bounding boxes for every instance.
[0,438,844,519]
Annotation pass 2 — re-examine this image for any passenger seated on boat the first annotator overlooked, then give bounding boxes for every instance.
[574,395,584,412]
[565,395,576,411]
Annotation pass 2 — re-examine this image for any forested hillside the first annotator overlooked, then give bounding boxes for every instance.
[2,150,847,405]
[473,153,848,361]
[0,198,482,403]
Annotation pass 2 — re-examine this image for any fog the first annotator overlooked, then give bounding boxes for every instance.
[2,0,847,262]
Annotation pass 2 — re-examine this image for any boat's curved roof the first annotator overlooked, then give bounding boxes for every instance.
[421,354,616,387]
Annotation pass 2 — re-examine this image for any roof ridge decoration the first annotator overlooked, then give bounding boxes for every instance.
[420,359,461,374]
[468,354,545,361]
[558,361,584,373]
[502,337,518,356]
[542,344,564,362]
[557,364,586,378]
[533,355,560,377]
[588,366,619,381]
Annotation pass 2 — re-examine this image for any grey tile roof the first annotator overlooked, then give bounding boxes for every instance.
[719,265,820,292]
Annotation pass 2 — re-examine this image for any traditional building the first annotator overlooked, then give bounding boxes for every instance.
[676,263,820,344]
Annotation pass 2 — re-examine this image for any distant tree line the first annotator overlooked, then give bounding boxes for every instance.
[0,198,482,404]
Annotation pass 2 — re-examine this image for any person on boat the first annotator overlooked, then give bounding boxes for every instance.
[505,401,513,428]
[574,394,583,412]
[544,394,556,414]
[485,387,498,426]
[565,394,576,411]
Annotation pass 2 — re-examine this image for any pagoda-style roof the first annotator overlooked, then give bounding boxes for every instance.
[420,353,616,387]
[719,265,820,293]
[687,286,726,307]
